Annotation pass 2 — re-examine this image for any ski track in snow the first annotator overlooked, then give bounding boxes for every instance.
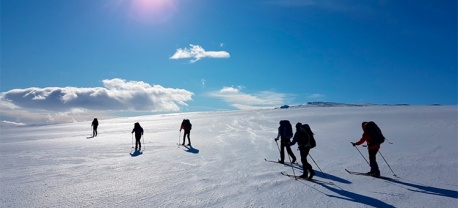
[1,106,457,207]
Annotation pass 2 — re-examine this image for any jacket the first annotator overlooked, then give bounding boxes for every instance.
[355,132,380,150]
[289,128,310,148]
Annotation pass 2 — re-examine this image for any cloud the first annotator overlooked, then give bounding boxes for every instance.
[208,86,292,110]
[170,44,230,63]
[201,79,206,88]
[0,78,194,125]
[308,93,326,99]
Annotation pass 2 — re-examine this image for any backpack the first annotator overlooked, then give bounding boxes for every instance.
[182,119,192,130]
[301,124,316,148]
[279,120,293,139]
[365,121,385,145]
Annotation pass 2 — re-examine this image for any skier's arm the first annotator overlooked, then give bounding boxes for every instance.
[289,133,298,146]
[354,133,369,146]
[275,128,280,140]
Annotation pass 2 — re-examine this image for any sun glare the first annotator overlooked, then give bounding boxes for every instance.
[129,0,177,24]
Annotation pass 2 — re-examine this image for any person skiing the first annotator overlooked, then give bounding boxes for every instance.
[91,118,98,137]
[275,120,296,164]
[131,122,144,151]
[289,123,315,179]
[352,121,384,177]
[180,119,192,146]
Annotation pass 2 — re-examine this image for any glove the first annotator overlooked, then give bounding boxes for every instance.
[274,138,279,141]
[351,142,356,147]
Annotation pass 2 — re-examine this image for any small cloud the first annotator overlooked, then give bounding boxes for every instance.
[219,86,243,94]
[308,93,326,99]
[208,86,292,110]
[170,44,230,63]
[201,79,206,88]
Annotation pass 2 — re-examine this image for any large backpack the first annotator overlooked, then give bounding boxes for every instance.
[182,119,192,130]
[279,120,293,139]
[365,121,385,145]
[301,124,316,148]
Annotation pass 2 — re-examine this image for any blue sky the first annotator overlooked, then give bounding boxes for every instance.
[1,0,457,125]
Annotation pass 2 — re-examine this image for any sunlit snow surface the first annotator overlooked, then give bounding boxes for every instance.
[1,106,457,207]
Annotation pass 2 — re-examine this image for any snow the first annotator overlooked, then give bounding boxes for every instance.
[1,106,457,207]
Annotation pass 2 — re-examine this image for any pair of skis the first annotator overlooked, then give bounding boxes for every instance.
[345,169,396,180]
[265,158,335,185]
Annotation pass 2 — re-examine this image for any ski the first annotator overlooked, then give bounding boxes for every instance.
[345,169,394,180]
[264,158,299,165]
[280,172,334,185]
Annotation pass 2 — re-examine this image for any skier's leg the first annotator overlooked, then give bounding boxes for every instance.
[286,142,296,163]
[368,149,379,174]
[279,140,285,163]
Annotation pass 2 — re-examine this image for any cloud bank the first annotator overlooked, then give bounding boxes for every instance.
[208,86,291,110]
[170,44,230,63]
[0,78,193,125]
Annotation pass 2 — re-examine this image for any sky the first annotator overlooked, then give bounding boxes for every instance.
[1,0,457,125]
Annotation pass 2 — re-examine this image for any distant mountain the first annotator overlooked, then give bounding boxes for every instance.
[276,102,409,109]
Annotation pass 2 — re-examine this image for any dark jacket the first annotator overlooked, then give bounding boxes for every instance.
[180,120,192,131]
[290,128,310,148]
[132,123,144,138]
[91,119,98,127]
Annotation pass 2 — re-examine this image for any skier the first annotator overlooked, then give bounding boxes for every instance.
[275,120,296,164]
[131,122,144,151]
[351,121,383,177]
[289,123,315,179]
[180,119,192,146]
[91,118,98,137]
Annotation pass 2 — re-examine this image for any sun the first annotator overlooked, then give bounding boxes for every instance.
[128,0,177,24]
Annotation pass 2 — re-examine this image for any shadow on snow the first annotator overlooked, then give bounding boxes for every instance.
[130,150,143,157]
[180,145,199,154]
[317,182,396,208]
[385,177,458,199]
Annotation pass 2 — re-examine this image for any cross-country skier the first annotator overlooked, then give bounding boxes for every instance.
[275,120,296,164]
[132,122,144,150]
[180,119,192,146]
[91,118,98,137]
[352,121,384,177]
[289,123,315,179]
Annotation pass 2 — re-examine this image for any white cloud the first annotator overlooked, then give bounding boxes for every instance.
[308,93,326,99]
[170,44,230,63]
[208,86,291,110]
[0,78,194,125]
[201,79,206,88]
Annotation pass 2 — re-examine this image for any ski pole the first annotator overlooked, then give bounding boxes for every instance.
[309,153,326,178]
[131,133,134,148]
[385,138,394,144]
[378,150,397,177]
[274,138,281,154]
[142,135,145,151]
[178,131,181,146]
[352,142,370,166]
[286,151,296,178]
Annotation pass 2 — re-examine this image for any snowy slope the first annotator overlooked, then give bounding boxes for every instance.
[1,106,457,207]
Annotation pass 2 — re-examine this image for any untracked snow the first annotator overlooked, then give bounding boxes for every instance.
[1,106,457,207]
